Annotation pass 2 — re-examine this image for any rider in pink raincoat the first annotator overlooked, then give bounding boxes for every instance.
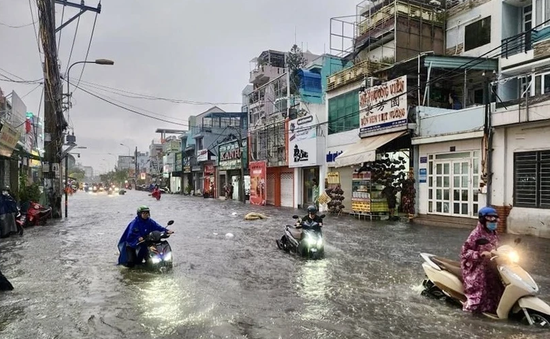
[460,206,503,314]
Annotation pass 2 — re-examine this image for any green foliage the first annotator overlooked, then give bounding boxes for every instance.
[288,44,307,95]
[69,167,86,181]
[185,185,192,194]
[18,180,41,203]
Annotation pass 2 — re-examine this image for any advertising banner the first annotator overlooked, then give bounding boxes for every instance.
[0,122,21,157]
[359,75,408,136]
[249,160,266,206]
[197,149,209,162]
[287,114,317,168]
[218,139,247,171]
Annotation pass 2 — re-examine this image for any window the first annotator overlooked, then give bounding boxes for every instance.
[514,151,550,208]
[328,90,359,134]
[464,16,491,51]
[535,0,550,27]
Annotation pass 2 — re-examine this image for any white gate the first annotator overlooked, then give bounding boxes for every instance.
[280,172,294,208]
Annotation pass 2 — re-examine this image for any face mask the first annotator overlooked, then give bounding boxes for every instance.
[486,222,498,231]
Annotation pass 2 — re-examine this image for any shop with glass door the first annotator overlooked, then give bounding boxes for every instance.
[427,151,481,218]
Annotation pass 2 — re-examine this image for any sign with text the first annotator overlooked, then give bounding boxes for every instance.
[218,139,247,170]
[197,149,209,162]
[287,114,318,168]
[359,75,407,137]
[0,122,21,157]
[249,161,266,206]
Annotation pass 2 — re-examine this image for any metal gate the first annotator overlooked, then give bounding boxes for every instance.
[280,172,294,207]
[267,173,276,205]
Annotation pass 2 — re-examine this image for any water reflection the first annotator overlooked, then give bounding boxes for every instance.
[295,259,331,321]
[127,270,215,338]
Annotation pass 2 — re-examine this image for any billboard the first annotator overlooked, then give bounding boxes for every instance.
[359,75,407,137]
[249,160,266,206]
[287,114,318,168]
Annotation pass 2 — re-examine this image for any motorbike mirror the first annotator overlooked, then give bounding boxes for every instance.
[292,215,299,219]
[320,214,326,219]
[475,238,490,246]
[167,220,174,226]
[514,237,522,245]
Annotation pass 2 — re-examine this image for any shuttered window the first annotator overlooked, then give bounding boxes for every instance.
[514,151,550,208]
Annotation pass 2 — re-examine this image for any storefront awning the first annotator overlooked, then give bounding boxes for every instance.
[333,131,407,168]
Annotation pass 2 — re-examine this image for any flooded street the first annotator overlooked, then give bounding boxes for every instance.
[1,190,549,339]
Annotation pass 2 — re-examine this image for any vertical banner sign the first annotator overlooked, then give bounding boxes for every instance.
[249,160,267,206]
[287,114,317,168]
[359,75,408,136]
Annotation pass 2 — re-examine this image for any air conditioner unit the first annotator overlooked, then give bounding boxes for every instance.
[364,77,381,88]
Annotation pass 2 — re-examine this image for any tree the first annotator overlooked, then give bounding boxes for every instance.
[69,168,86,181]
[287,44,307,95]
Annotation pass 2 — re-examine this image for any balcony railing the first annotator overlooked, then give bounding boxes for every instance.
[327,59,380,91]
[502,21,550,58]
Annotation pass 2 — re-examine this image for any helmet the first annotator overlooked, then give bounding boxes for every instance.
[137,205,150,214]
[478,206,498,222]
[307,205,317,214]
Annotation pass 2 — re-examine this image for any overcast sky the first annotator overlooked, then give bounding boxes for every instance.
[0,0,358,173]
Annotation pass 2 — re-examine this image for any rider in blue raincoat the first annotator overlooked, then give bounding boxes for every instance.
[117,205,173,267]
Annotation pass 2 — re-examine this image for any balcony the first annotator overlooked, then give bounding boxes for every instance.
[249,65,286,86]
[327,59,380,92]
[501,22,550,70]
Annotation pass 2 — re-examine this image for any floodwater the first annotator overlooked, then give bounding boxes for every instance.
[1,190,549,338]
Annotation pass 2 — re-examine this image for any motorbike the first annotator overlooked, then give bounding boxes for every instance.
[27,201,52,226]
[138,220,174,272]
[15,207,26,235]
[420,238,550,327]
[276,214,325,259]
[151,189,161,200]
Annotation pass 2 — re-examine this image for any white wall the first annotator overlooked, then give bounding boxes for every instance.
[493,99,550,126]
[492,122,550,237]
[417,138,484,215]
[446,0,502,58]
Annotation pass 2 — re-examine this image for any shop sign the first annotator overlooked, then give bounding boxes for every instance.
[288,114,317,168]
[0,122,21,157]
[326,151,343,164]
[218,139,247,170]
[418,168,427,184]
[204,164,215,174]
[249,161,266,206]
[359,75,408,137]
[140,172,146,180]
[183,166,191,173]
[197,149,209,162]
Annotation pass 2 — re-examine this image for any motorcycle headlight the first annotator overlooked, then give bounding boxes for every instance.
[164,252,172,261]
[151,257,161,264]
[508,251,519,263]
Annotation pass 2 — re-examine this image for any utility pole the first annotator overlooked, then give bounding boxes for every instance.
[36,0,102,218]
[37,0,63,218]
[134,146,138,185]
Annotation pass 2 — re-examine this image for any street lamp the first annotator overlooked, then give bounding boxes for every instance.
[119,143,131,156]
[64,58,113,219]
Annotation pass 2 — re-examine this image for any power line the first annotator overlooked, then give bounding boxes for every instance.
[28,0,43,57]
[72,80,189,123]
[0,20,38,28]
[64,12,81,76]
[74,11,99,92]
[68,80,188,126]
[74,78,242,105]
[57,2,66,51]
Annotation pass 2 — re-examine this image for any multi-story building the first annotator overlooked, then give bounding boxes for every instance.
[183,106,247,197]
[117,155,134,173]
[247,49,319,207]
[148,139,163,180]
[325,0,445,213]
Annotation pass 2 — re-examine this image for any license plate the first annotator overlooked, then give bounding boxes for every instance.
[310,248,317,252]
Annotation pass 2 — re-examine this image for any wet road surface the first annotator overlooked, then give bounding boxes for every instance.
[1,190,550,339]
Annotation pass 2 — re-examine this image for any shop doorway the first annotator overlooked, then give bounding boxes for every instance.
[428,151,480,217]
[302,167,319,208]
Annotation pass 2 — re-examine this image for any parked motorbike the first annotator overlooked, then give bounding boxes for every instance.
[138,220,174,272]
[276,214,325,259]
[420,238,550,327]
[27,201,52,226]
[15,207,25,235]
